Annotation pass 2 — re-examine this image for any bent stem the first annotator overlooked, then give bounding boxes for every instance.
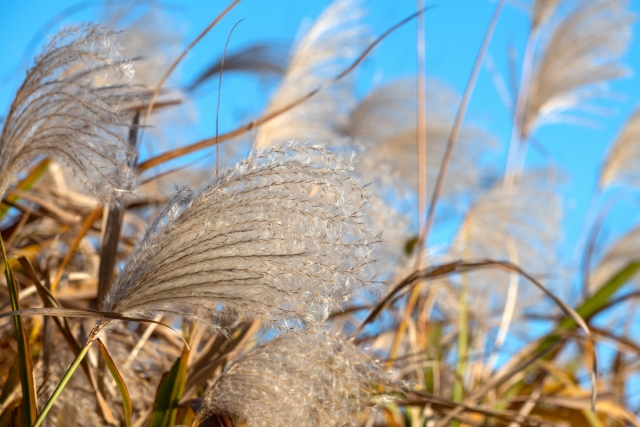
[32,341,93,427]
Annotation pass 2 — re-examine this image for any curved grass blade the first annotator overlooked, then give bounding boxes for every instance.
[0,236,37,425]
[354,259,598,408]
[97,338,132,427]
[0,307,189,348]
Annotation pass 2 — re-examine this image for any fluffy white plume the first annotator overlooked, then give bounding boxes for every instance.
[0,24,147,202]
[523,0,633,137]
[600,106,640,188]
[197,332,385,427]
[255,0,367,148]
[99,143,379,331]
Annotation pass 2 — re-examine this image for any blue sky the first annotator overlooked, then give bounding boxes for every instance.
[2,0,640,302]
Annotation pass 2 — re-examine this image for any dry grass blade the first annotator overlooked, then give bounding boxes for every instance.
[188,42,289,92]
[421,0,504,246]
[0,307,186,344]
[523,0,634,138]
[0,24,148,202]
[98,112,139,302]
[196,332,386,427]
[399,391,546,426]
[143,0,240,124]
[51,206,103,292]
[100,143,379,333]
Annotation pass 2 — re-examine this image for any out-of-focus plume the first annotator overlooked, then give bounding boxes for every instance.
[600,106,640,188]
[197,332,386,427]
[255,0,368,148]
[532,0,561,29]
[104,6,183,88]
[451,177,562,313]
[99,143,379,332]
[346,79,496,201]
[0,24,147,202]
[523,0,634,138]
[590,224,640,291]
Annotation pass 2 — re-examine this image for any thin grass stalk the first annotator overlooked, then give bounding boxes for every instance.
[142,0,241,128]
[383,0,428,373]
[453,271,469,400]
[387,0,504,376]
[503,27,539,189]
[422,0,505,243]
[137,9,427,173]
[453,229,472,414]
[1,235,37,425]
[32,342,92,427]
[416,0,427,258]
[483,235,520,379]
[97,112,140,302]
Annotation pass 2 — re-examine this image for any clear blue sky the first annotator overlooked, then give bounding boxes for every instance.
[2,0,640,301]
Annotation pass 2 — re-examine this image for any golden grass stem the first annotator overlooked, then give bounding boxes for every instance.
[421,0,505,245]
[389,0,505,375]
[416,0,427,260]
[51,206,103,293]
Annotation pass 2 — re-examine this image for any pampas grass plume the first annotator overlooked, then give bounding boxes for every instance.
[197,332,385,427]
[98,143,379,332]
[0,24,147,202]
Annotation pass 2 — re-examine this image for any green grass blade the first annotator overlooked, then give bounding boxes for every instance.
[149,336,191,427]
[97,338,132,427]
[539,261,640,353]
[0,235,37,425]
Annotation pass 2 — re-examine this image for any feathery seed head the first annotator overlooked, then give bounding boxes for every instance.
[197,332,386,427]
[255,0,368,148]
[600,106,640,187]
[0,24,148,202]
[99,143,379,333]
[524,0,634,137]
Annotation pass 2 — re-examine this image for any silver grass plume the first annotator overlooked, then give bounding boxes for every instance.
[451,177,561,314]
[600,106,640,187]
[0,24,148,202]
[99,143,379,332]
[105,7,183,87]
[197,332,386,427]
[532,0,561,29]
[523,0,634,138]
[590,224,640,292]
[345,79,496,199]
[255,0,367,148]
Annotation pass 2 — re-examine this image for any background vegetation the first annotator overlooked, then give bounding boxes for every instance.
[1,0,640,426]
